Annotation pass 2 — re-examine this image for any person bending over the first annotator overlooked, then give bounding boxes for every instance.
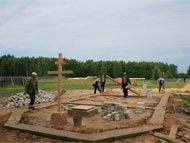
[93,78,101,94]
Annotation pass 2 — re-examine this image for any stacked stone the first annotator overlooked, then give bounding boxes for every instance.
[147,89,152,99]
[142,84,147,96]
[101,102,131,121]
[135,102,145,114]
[3,90,55,109]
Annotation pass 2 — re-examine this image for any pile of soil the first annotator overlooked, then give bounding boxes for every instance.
[183,82,190,91]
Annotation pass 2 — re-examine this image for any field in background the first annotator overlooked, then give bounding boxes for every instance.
[0,78,186,97]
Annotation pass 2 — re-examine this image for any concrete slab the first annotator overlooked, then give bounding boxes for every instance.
[68,106,98,117]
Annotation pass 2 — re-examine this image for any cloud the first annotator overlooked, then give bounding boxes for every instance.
[0,0,189,72]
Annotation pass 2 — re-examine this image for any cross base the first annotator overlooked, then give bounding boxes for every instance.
[50,111,67,125]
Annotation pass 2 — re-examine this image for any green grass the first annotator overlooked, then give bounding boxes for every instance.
[184,91,190,93]
[133,79,186,88]
[180,95,190,109]
[0,78,187,97]
[39,79,94,90]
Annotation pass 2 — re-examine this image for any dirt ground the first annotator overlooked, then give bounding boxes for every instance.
[21,107,153,134]
[0,87,190,143]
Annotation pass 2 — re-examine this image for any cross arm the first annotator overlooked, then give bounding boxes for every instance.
[48,70,74,75]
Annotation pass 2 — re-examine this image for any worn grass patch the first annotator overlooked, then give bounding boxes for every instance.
[180,95,190,109]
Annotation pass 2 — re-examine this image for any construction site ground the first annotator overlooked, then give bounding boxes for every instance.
[0,88,190,143]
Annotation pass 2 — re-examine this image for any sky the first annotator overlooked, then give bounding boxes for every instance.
[0,0,189,73]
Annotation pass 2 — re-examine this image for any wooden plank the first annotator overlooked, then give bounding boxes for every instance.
[169,125,179,138]
[128,88,141,96]
[48,71,74,75]
[5,122,162,142]
[158,139,167,143]
[106,75,140,96]
[58,53,63,112]
[6,109,26,125]
[106,75,122,85]
[54,90,66,101]
[55,61,66,65]
[153,132,185,143]
[148,94,170,125]
[71,105,95,110]
[64,102,155,110]
[61,70,74,74]
[64,102,101,107]
[182,136,190,143]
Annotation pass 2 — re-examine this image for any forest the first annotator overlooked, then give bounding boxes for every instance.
[0,54,178,79]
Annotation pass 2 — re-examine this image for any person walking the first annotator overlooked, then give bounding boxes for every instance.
[122,72,131,98]
[100,74,106,93]
[157,77,165,92]
[93,78,101,94]
[25,72,38,110]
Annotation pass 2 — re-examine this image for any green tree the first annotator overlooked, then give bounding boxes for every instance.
[152,66,162,80]
[100,62,107,75]
[0,54,179,78]
[113,62,122,78]
[169,64,177,78]
[166,70,173,79]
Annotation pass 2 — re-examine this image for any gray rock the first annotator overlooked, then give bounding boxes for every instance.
[3,90,55,109]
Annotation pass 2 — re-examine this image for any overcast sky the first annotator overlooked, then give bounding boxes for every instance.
[0,0,189,73]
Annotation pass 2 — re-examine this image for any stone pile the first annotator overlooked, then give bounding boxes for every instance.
[3,90,55,108]
[135,102,145,114]
[101,102,131,121]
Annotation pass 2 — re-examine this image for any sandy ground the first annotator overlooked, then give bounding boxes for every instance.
[0,85,190,142]
[21,106,153,134]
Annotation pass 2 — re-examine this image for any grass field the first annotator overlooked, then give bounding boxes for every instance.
[0,78,187,97]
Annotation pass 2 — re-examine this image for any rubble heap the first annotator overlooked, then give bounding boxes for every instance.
[3,90,55,108]
[135,102,145,114]
[101,102,131,121]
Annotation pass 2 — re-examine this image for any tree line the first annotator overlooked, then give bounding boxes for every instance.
[0,54,178,79]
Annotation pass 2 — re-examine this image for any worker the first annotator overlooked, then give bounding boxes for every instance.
[157,77,165,92]
[100,74,106,93]
[93,78,101,94]
[122,72,131,98]
[25,72,38,110]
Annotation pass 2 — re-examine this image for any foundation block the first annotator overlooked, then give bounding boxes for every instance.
[50,111,67,125]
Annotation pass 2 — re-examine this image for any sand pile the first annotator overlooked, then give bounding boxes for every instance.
[183,82,190,91]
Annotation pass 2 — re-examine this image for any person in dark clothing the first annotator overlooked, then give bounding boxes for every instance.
[157,78,165,92]
[93,78,101,94]
[25,72,38,110]
[122,72,131,98]
[100,74,106,93]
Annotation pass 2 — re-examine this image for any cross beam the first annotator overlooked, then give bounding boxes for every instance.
[48,53,74,112]
[48,71,74,75]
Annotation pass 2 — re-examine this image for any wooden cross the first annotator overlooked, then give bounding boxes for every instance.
[48,53,74,112]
